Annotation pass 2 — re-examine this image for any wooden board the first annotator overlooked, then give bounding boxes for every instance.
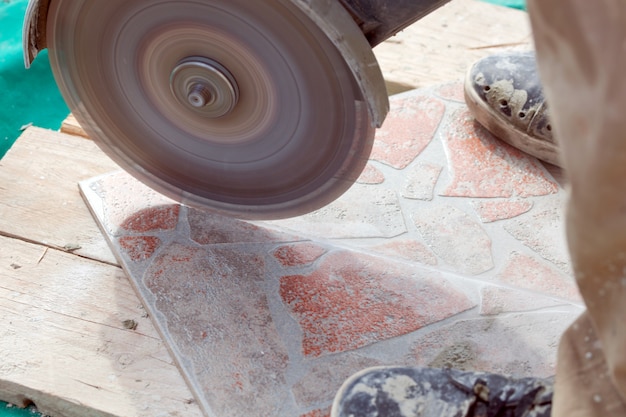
[374,0,532,94]
[0,127,118,266]
[60,0,532,135]
[4,1,531,416]
[0,128,203,417]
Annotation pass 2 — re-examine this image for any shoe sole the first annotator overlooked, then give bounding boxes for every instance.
[331,365,553,417]
[463,67,563,168]
[330,366,474,417]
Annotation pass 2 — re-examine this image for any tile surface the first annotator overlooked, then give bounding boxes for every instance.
[80,82,583,417]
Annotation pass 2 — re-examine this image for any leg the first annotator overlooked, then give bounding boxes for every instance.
[528,0,626,415]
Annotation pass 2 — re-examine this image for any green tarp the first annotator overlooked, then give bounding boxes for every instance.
[483,0,526,10]
[0,0,69,159]
[0,405,41,417]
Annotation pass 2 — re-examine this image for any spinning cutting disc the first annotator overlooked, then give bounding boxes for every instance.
[46,0,376,219]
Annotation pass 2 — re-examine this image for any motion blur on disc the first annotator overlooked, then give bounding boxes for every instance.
[45,0,379,219]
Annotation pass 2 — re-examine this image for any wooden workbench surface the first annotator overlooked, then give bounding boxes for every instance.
[0,1,530,416]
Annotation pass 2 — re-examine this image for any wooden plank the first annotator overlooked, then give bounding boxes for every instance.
[0,235,203,417]
[0,129,204,416]
[0,127,118,265]
[375,0,532,93]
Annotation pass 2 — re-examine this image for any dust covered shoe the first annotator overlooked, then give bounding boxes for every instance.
[464,51,561,167]
[331,366,553,417]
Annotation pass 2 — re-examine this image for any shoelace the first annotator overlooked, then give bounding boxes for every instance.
[446,372,552,417]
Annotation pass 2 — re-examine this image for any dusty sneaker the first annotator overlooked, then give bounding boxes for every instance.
[464,51,561,167]
[331,366,553,417]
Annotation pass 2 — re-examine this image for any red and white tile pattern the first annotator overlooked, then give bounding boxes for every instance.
[80,82,582,417]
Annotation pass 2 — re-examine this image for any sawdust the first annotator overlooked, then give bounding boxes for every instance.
[428,342,477,370]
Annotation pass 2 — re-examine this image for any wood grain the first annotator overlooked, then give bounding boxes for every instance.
[0,236,203,417]
[0,127,118,265]
[0,128,203,417]
[375,0,531,93]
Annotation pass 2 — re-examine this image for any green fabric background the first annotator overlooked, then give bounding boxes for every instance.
[0,0,525,416]
[0,405,41,417]
[484,0,526,10]
[0,0,69,159]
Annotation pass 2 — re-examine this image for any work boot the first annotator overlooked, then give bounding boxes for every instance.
[331,366,553,417]
[464,51,561,167]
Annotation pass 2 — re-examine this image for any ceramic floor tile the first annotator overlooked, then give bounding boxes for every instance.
[366,239,438,266]
[412,204,494,275]
[408,311,581,378]
[291,353,384,408]
[273,184,407,239]
[441,109,559,198]
[80,84,583,417]
[496,252,581,302]
[480,286,572,316]
[370,93,446,169]
[279,250,475,357]
[356,163,386,185]
[433,80,466,103]
[272,243,328,267]
[504,199,571,273]
[143,242,291,416]
[300,409,330,417]
[401,162,444,201]
[471,199,534,223]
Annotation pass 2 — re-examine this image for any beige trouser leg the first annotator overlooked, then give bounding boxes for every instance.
[527,1,626,415]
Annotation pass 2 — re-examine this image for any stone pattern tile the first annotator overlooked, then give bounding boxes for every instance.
[144,243,291,417]
[366,239,438,266]
[402,162,443,201]
[356,163,386,185]
[504,199,572,273]
[80,84,583,417]
[413,205,494,275]
[276,185,406,239]
[370,94,445,169]
[408,311,578,378]
[279,250,475,357]
[292,353,383,408]
[480,286,569,316]
[441,109,559,199]
[471,200,534,223]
